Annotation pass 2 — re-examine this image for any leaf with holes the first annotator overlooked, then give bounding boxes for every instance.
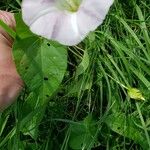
[13,38,67,138]
[13,37,67,104]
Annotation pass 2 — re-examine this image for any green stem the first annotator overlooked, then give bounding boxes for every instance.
[0,20,16,39]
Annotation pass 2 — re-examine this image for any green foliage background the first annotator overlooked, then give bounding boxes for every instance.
[0,0,150,149]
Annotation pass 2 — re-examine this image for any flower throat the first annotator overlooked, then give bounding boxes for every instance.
[56,0,82,12]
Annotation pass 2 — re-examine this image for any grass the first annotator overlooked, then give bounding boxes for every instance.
[0,0,150,149]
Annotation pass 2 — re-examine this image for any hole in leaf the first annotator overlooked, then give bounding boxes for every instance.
[25,67,28,70]
[46,95,49,97]
[117,127,121,130]
[44,77,49,81]
[47,43,50,46]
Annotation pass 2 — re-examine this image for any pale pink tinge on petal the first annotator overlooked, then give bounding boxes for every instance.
[30,11,61,39]
[22,0,114,45]
[77,0,114,37]
[22,0,56,25]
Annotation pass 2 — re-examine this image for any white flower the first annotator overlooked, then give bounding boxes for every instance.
[22,0,114,46]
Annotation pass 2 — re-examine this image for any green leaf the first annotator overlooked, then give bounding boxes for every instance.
[13,37,67,105]
[18,92,44,139]
[69,115,98,150]
[13,37,67,137]
[76,50,89,77]
[105,112,148,149]
[14,13,34,39]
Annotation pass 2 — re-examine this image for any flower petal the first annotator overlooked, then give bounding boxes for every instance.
[50,13,82,45]
[22,0,114,45]
[22,0,82,45]
[22,0,57,25]
[77,0,114,36]
[30,11,61,39]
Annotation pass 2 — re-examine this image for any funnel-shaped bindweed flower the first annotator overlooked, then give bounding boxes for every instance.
[22,0,114,46]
